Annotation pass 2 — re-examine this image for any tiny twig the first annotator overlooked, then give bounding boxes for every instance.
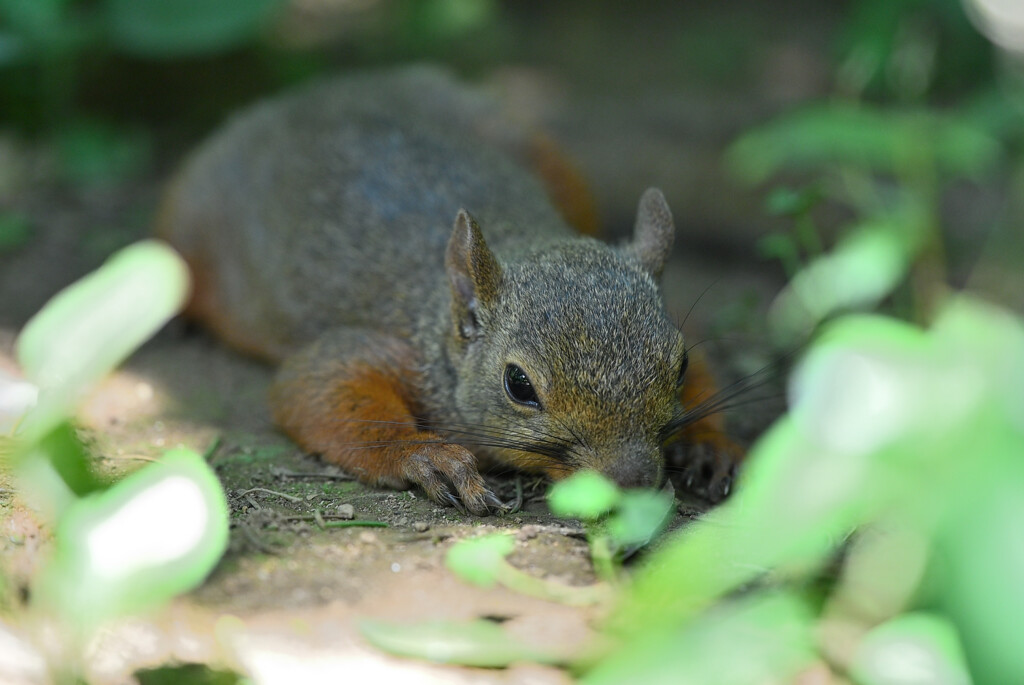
[239,487,304,503]
[313,509,326,530]
[245,494,261,511]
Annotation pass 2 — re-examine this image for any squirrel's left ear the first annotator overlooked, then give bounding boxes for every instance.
[628,187,675,279]
[446,209,502,340]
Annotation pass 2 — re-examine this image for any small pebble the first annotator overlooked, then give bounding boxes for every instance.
[412,521,429,533]
[336,503,355,520]
[396,516,409,527]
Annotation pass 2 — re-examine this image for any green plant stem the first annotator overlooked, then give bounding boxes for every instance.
[589,535,620,585]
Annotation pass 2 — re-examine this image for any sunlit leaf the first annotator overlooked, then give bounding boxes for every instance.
[38,448,229,626]
[360,618,564,668]
[586,593,816,685]
[15,240,190,446]
[548,471,620,520]
[606,489,673,549]
[104,0,284,57]
[445,534,515,588]
[851,613,972,685]
[937,471,1024,685]
[769,222,912,340]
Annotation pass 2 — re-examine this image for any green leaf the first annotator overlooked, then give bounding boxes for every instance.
[0,0,69,42]
[727,104,1001,183]
[360,618,564,668]
[586,593,816,685]
[769,223,910,339]
[55,120,151,186]
[104,0,284,57]
[38,448,229,626]
[606,489,673,549]
[0,213,32,252]
[445,534,515,588]
[851,613,972,685]
[548,471,621,520]
[15,240,190,446]
[765,186,821,216]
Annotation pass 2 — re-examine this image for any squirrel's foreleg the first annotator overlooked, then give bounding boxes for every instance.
[269,328,501,515]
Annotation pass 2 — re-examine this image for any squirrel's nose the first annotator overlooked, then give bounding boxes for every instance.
[601,445,662,489]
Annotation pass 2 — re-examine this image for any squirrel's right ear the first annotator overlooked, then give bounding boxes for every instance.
[628,188,675,280]
[446,209,502,340]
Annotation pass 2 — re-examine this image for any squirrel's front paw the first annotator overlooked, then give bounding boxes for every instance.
[402,444,502,516]
[666,435,743,504]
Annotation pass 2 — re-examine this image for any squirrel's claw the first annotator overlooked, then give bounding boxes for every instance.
[402,444,498,516]
[667,437,743,505]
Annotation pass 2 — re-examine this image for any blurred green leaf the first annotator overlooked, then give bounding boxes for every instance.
[765,186,822,217]
[55,120,151,186]
[769,222,910,340]
[606,489,673,549]
[411,0,497,39]
[728,104,1001,184]
[548,471,621,520]
[38,448,229,626]
[15,240,190,446]
[135,664,245,685]
[0,0,68,41]
[21,422,104,498]
[360,618,564,667]
[851,613,972,685]
[445,534,515,588]
[0,212,32,251]
[586,593,816,685]
[104,0,284,57]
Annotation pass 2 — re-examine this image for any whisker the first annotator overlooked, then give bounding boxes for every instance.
[677,279,720,331]
[662,354,790,441]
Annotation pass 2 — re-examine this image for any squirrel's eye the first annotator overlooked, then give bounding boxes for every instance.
[676,350,689,387]
[504,364,540,408]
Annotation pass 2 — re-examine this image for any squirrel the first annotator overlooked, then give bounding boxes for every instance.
[156,67,742,515]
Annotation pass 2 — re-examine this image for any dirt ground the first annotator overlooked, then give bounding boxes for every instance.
[0,3,823,682]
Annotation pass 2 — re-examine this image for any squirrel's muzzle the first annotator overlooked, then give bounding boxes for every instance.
[599,443,663,489]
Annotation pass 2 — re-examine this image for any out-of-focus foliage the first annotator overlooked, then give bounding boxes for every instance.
[104,0,284,58]
[4,241,230,680]
[836,0,993,99]
[15,240,189,451]
[361,618,566,668]
[597,296,1024,685]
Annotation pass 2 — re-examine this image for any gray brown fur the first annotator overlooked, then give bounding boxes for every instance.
[159,67,700,508]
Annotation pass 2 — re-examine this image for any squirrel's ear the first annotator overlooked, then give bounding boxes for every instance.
[446,209,502,340]
[628,188,675,279]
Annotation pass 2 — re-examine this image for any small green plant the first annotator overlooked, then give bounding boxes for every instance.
[2,241,231,682]
[548,471,674,583]
[361,472,674,667]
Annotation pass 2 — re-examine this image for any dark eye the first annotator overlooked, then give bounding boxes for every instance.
[676,350,689,387]
[504,364,541,408]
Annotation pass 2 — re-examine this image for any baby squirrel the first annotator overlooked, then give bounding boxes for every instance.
[157,67,742,515]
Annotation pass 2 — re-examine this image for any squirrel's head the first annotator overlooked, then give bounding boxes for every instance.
[444,188,686,489]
